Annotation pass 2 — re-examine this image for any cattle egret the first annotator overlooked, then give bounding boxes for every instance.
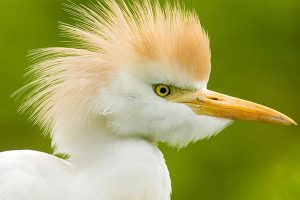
[0,0,296,199]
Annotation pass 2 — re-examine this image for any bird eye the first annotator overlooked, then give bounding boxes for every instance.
[154,84,171,97]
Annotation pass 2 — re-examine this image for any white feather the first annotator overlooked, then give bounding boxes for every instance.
[0,128,171,200]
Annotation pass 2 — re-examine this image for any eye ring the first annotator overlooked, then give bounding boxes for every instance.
[154,84,171,97]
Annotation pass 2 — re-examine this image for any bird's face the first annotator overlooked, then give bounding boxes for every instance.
[96,62,295,147]
[18,1,295,148]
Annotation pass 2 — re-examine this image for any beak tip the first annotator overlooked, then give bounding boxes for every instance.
[284,117,297,126]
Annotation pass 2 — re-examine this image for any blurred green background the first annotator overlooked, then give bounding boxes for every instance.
[0,0,299,199]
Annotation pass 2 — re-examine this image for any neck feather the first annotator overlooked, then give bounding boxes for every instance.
[51,117,172,199]
[52,118,124,157]
[50,117,161,165]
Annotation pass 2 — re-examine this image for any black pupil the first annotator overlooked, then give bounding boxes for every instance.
[160,87,167,94]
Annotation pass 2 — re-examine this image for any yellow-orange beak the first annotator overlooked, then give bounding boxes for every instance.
[170,89,296,125]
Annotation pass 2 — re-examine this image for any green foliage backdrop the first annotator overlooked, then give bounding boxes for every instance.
[0,0,299,199]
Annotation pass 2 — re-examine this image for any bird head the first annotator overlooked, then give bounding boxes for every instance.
[16,0,296,148]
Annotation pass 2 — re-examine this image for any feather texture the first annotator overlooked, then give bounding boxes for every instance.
[14,0,210,132]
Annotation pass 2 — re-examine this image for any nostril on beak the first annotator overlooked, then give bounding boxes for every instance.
[208,97,219,101]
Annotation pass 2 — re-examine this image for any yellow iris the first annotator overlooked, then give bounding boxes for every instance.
[154,84,171,97]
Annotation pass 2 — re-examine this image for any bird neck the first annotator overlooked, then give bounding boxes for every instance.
[51,117,171,199]
[51,118,156,163]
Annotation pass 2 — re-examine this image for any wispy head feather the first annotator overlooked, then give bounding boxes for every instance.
[14,0,211,133]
